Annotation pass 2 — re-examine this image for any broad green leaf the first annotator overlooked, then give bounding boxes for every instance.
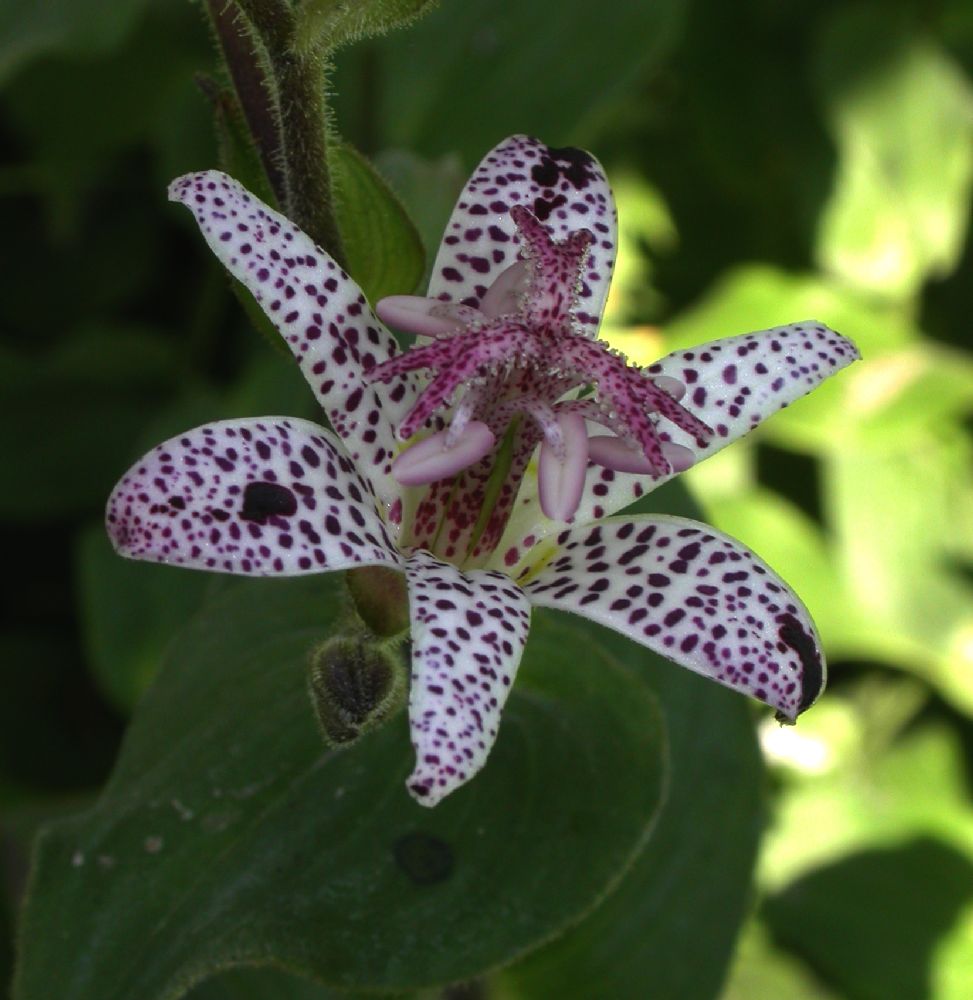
[497,480,762,999]
[842,344,973,443]
[760,691,973,890]
[220,352,320,423]
[756,681,973,1000]
[663,265,916,361]
[600,171,678,327]
[330,142,425,302]
[373,149,466,289]
[934,902,973,1000]
[186,965,420,1000]
[764,837,973,1000]
[498,620,762,1000]
[334,0,686,162]
[186,967,343,1000]
[15,575,666,999]
[813,6,973,300]
[721,919,840,1000]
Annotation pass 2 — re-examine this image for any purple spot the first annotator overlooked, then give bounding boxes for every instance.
[241,482,297,521]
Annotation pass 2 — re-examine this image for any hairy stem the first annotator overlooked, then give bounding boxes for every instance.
[204,0,346,265]
[205,0,287,204]
[266,45,346,263]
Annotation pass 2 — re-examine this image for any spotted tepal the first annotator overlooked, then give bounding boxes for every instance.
[106,135,859,806]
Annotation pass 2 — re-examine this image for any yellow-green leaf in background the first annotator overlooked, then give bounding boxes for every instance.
[813,6,973,300]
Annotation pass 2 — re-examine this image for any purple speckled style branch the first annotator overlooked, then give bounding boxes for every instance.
[107,135,859,806]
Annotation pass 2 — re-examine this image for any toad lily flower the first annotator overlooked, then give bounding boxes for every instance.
[107,135,859,807]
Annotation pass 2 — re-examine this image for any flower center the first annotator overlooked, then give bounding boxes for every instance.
[365,207,713,556]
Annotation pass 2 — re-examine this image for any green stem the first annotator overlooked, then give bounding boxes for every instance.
[266,45,347,264]
[204,0,287,205]
[205,0,347,266]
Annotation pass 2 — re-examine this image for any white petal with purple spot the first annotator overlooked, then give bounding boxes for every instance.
[404,549,532,806]
[523,515,825,721]
[428,135,617,334]
[647,321,860,459]
[491,321,859,577]
[168,171,419,520]
[107,417,400,575]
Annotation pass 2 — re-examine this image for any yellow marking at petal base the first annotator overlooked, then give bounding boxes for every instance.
[384,430,431,549]
[847,349,926,416]
[515,538,560,586]
[464,417,519,563]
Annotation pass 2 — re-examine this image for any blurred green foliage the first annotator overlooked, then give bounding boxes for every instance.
[3,0,973,997]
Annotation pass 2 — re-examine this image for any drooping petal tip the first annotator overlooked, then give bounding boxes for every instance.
[525,515,826,722]
[647,320,860,464]
[404,550,532,806]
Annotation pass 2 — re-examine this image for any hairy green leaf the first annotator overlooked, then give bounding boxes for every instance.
[497,480,763,998]
[16,575,665,999]
[295,0,439,54]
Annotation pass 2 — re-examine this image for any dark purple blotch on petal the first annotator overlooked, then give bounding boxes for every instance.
[776,612,823,715]
[241,481,297,521]
[532,145,599,190]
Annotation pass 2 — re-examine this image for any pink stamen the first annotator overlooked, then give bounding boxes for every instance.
[588,435,696,475]
[392,421,496,486]
[479,261,529,318]
[377,295,483,338]
[369,205,715,545]
[538,411,589,521]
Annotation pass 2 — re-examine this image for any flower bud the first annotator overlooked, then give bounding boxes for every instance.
[307,636,406,747]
